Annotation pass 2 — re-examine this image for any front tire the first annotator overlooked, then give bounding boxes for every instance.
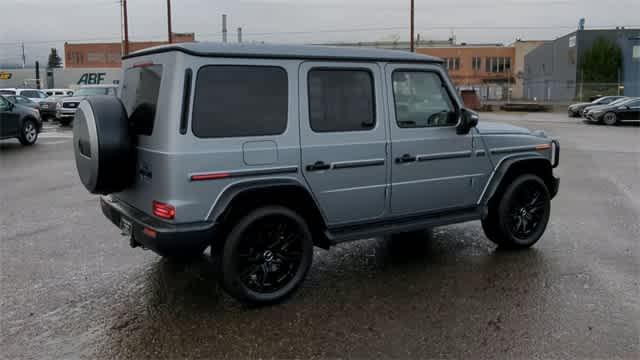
[219,206,314,305]
[602,112,618,126]
[18,118,38,145]
[482,174,551,249]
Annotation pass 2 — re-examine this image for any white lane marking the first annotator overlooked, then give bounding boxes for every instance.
[39,140,69,145]
[39,132,73,139]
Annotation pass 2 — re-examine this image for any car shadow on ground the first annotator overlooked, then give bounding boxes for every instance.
[99,225,553,358]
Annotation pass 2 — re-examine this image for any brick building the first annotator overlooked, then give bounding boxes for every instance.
[416,45,516,100]
[64,32,195,68]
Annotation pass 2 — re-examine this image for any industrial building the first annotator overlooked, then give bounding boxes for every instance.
[64,32,195,68]
[523,28,640,101]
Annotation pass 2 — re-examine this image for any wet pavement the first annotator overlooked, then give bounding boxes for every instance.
[1,116,638,359]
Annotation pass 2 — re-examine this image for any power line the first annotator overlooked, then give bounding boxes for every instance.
[2,24,638,46]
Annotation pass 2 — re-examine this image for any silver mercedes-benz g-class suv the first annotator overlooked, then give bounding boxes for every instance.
[73,43,559,305]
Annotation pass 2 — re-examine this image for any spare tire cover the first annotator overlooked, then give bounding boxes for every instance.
[73,95,135,194]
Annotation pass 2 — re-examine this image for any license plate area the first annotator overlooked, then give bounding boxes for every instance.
[120,218,132,237]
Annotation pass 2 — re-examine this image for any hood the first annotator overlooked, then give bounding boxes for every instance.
[475,121,532,135]
[584,104,612,112]
[569,102,591,109]
[61,96,88,103]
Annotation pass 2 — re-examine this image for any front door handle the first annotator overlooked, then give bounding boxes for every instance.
[395,153,416,164]
[306,161,331,171]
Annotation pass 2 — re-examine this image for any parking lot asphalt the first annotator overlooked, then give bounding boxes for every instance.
[1,115,638,359]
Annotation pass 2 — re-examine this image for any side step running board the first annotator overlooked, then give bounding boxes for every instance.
[325,207,485,245]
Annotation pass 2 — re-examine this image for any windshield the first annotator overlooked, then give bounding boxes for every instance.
[74,87,109,96]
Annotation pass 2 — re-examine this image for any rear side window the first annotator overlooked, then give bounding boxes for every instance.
[192,66,288,138]
[308,69,375,132]
[21,90,39,98]
[0,90,16,95]
[121,64,163,136]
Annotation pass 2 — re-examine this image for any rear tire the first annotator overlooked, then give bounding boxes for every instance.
[18,118,38,146]
[219,206,313,305]
[482,174,551,249]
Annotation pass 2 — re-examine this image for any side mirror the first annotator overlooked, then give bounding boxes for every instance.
[457,108,479,135]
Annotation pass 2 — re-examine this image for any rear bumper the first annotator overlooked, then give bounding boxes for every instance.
[57,109,76,118]
[100,196,215,256]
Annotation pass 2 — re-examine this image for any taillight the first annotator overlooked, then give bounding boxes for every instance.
[152,201,175,220]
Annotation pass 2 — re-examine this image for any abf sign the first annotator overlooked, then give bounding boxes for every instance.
[77,72,106,85]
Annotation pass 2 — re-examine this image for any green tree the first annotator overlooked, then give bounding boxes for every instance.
[47,48,62,68]
[581,37,622,83]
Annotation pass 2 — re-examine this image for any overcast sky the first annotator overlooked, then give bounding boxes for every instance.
[1,0,639,66]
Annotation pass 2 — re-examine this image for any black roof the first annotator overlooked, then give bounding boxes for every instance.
[123,42,443,64]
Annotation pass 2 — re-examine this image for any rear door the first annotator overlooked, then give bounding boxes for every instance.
[299,62,389,226]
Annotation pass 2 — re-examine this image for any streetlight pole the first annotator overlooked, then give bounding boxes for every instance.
[167,0,173,43]
[410,0,415,52]
[122,0,130,56]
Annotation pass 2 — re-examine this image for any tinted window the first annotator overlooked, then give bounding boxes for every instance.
[0,90,16,95]
[308,69,375,132]
[192,66,288,138]
[0,96,9,110]
[121,65,163,136]
[392,71,457,128]
[21,90,39,98]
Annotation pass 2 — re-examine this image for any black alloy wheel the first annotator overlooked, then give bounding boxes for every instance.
[482,174,551,249]
[220,206,313,305]
[505,180,547,240]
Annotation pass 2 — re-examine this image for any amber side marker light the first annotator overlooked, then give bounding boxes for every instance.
[536,143,552,151]
[152,201,175,220]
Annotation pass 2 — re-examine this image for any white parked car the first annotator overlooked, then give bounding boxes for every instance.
[0,88,49,105]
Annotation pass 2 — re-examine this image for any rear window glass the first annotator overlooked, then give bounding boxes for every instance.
[191,66,288,138]
[121,64,163,136]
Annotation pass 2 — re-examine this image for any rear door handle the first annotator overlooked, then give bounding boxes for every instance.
[306,161,331,171]
[395,154,416,164]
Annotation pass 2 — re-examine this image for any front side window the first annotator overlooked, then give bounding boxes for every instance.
[121,64,163,136]
[308,69,375,132]
[0,96,9,110]
[192,66,288,138]
[392,71,457,128]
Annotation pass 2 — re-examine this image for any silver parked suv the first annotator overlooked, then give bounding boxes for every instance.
[73,43,560,305]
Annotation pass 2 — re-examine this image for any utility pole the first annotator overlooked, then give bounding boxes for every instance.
[167,0,173,43]
[222,14,228,43]
[237,27,243,43]
[21,42,25,68]
[410,0,415,52]
[122,0,130,56]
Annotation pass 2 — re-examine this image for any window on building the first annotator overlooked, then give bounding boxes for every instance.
[308,69,375,132]
[454,57,460,70]
[392,71,457,128]
[504,57,511,72]
[472,57,482,71]
[192,66,288,138]
[486,57,492,72]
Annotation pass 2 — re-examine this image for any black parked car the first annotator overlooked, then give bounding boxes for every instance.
[0,95,42,145]
[584,97,640,125]
[568,96,626,117]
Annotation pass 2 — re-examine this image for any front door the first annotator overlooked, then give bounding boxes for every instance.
[385,64,491,216]
[619,99,640,121]
[0,96,20,138]
[299,62,388,226]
